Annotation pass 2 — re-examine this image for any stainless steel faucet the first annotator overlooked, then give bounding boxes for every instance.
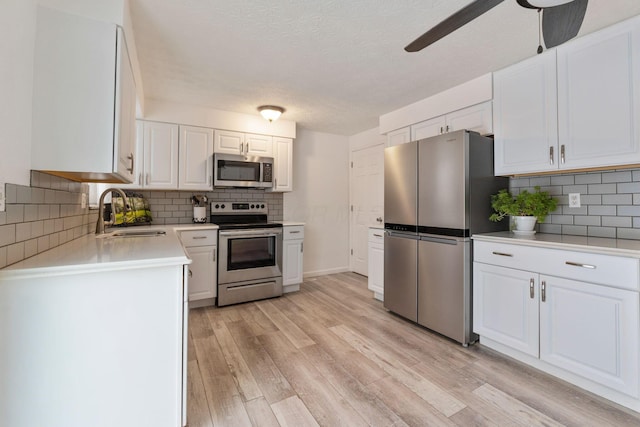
[95,188,130,234]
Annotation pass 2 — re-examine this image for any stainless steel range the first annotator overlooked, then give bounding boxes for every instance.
[210,201,283,306]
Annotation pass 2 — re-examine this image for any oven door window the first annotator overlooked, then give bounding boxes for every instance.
[217,159,261,183]
[227,236,276,270]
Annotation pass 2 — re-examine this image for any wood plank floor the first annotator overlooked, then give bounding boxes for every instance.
[187,272,640,427]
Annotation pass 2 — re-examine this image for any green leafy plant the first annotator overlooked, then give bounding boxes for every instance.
[489,186,558,223]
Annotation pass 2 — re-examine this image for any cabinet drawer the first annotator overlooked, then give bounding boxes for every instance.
[368,228,385,244]
[474,240,639,290]
[283,226,304,240]
[179,230,217,247]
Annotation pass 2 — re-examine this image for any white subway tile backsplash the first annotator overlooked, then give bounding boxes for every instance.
[510,168,640,240]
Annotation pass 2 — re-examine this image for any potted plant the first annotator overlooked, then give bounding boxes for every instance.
[489,186,557,233]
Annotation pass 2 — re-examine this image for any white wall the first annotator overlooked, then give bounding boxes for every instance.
[0,0,37,186]
[284,129,350,276]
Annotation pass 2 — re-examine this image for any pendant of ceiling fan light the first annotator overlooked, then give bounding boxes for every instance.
[537,8,543,54]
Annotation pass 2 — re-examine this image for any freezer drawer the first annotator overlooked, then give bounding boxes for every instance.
[384,232,418,322]
[417,235,474,345]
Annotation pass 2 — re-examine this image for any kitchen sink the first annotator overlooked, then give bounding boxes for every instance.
[101,229,167,238]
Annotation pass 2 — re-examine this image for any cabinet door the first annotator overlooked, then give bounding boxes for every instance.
[245,133,273,156]
[185,245,217,300]
[144,122,179,189]
[446,102,492,135]
[539,275,639,397]
[557,17,640,170]
[493,50,558,175]
[473,262,539,357]
[411,116,446,140]
[214,130,243,154]
[270,137,293,192]
[114,28,136,183]
[120,121,145,188]
[386,127,411,147]
[179,126,213,190]
[367,240,384,297]
[283,239,303,286]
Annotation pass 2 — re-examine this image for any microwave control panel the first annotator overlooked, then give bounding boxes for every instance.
[263,163,273,182]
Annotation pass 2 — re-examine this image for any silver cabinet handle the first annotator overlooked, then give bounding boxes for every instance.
[213,248,216,262]
[209,175,212,186]
[549,146,554,165]
[492,251,513,257]
[289,230,300,234]
[274,178,278,188]
[565,261,596,269]
[541,280,546,302]
[440,126,444,134]
[301,242,303,253]
[560,144,565,164]
[188,269,193,278]
[373,233,383,238]
[138,173,142,185]
[240,142,244,154]
[246,142,249,154]
[192,236,208,239]
[127,153,134,174]
[145,173,149,186]
[446,125,450,132]
[530,278,535,299]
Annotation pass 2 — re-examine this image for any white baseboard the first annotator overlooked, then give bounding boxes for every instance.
[303,266,350,278]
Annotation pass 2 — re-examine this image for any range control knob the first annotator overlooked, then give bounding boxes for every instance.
[221,204,226,209]
[261,204,265,208]
[215,204,220,209]
[251,204,255,209]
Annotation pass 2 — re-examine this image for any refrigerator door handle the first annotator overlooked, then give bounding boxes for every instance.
[419,235,458,245]
[387,231,419,240]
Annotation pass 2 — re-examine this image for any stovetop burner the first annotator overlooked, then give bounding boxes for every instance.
[210,201,282,230]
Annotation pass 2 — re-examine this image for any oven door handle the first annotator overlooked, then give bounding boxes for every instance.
[219,229,282,237]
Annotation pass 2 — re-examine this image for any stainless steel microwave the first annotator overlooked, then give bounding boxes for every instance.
[213,153,274,188]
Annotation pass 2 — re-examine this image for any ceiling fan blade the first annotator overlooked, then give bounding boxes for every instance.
[542,0,588,48]
[404,0,504,52]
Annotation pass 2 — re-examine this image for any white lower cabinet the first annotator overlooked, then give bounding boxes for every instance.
[367,228,384,301]
[473,238,640,409]
[282,225,304,292]
[180,229,217,306]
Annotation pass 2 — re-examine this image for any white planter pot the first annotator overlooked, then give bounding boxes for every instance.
[513,215,537,232]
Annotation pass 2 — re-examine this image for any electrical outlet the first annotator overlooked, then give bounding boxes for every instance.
[81,193,87,209]
[568,193,581,208]
[0,182,5,212]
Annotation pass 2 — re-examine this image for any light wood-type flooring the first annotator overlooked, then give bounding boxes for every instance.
[187,272,640,426]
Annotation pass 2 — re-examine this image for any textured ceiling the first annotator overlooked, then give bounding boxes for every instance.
[130,0,640,136]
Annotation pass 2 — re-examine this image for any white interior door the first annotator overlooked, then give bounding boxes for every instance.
[350,144,384,276]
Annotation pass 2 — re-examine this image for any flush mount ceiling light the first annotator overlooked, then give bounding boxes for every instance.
[258,105,285,122]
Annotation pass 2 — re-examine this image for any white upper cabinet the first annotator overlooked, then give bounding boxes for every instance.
[31,7,137,183]
[494,51,559,175]
[386,127,411,147]
[144,122,179,189]
[410,102,493,141]
[494,15,640,175]
[179,126,214,190]
[411,116,446,140]
[557,17,640,170]
[214,130,273,156]
[269,137,293,192]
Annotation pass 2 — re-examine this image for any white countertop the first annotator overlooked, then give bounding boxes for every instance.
[473,231,640,258]
[0,223,219,278]
[280,221,305,226]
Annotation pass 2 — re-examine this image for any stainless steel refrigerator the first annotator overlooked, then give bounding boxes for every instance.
[383,130,508,345]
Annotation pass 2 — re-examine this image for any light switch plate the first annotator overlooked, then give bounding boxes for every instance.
[0,182,5,212]
[81,193,87,209]
[569,193,581,208]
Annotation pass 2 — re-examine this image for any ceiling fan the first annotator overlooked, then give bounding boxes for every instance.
[405,0,588,53]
